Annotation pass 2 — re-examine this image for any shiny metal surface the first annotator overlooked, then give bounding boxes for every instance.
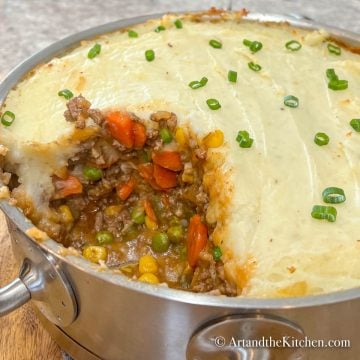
[0,12,359,360]
[0,205,78,327]
[187,314,306,359]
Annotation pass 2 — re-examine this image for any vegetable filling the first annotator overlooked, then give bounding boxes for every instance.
[45,96,236,296]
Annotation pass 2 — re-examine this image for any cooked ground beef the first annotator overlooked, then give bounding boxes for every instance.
[45,96,236,296]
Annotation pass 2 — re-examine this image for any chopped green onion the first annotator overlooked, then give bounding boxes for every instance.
[328,79,348,91]
[96,230,114,245]
[1,111,15,126]
[326,69,348,90]
[154,25,166,33]
[188,76,208,89]
[350,119,360,132]
[87,43,101,59]
[159,128,173,143]
[327,43,341,56]
[311,205,337,222]
[284,95,299,108]
[322,187,346,204]
[285,40,302,51]
[58,89,74,100]
[213,246,222,261]
[174,19,183,29]
[128,30,138,38]
[145,49,155,62]
[236,130,254,148]
[206,98,221,110]
[228,70,237,83]
[248,62,262,71]
[243,39,262,53]
[326,68,338,81]
[131,207,145,224]
[83,166,103,181]
[209,39,222,49]
[314,132,330,146]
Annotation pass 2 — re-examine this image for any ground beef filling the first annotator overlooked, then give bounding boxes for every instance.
[47,96,236,296]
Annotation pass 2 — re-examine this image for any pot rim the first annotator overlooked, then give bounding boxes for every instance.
[1,11,359,310]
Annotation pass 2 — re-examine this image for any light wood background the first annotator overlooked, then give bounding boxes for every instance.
[0,211,63,360]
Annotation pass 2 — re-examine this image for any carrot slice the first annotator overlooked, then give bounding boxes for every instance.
[117,178,136,201]
[138,163,154,181]
[153,164,178,189]
[152,151,183,171]
[143,199,157,222]
[133,122,147,149]
[54,175,83,199]
[187,214,208,267]
[106,112,134,148]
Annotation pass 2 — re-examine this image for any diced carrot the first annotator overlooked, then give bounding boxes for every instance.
[138,163,154,181]
[187,214,208,267]
[116,178,136,201]
[106,111,134,148]
[133,122,147,149]
[153,164,178,189]
[143,199,157,222]
[152,151,183,171]
[54,175,83,199]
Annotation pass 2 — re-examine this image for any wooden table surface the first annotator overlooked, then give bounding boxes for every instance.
[0,210,63,360]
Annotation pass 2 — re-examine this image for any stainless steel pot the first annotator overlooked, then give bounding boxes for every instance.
[0,13,359,360]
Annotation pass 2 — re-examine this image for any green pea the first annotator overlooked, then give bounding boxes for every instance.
[123,224,140,242]
[159,128,173,144]
[83,166,103,181]
[131,207,145,224]
[96,230,114,245]
[167,225,184,243]
[151,232,170,253]
[212,246,222,262]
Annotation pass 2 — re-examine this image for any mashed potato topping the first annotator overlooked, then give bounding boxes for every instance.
[1,11,360,297]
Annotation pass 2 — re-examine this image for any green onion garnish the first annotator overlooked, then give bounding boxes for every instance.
[328,79,348,91]
[188,76,208,89]
[212,246,222,261]
[248,62,262,71]
[243,39,263,53]
[350,119,360,132]
[209,39,222,49]
[284,95,299,108]
[58,89,74,100]
[87,43,101,59]
[236,130,253,148]
[145,49,155,62]
[159,128,173,144]
[326,69,348,90]
[1,111,15,127]
[174,19,183,29]
[228,70,237,83]
[285,40,302,51]
[322,187,346,204]
[311,205,337,222]
[326,68,338,81]
[314,132,330,146]
[327,43,341,56]
[206,98,221,110]
[154,25,166,33]
[128,30,138,38]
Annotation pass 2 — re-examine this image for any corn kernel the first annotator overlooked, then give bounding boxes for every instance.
[58,205,74,223]
[82,246,107,263]
[139,255,158,274]
[175,127,187,146]
[203,130,224,148]
[138,273,159,284]
[145,215,158,230]
[105,205,123,217]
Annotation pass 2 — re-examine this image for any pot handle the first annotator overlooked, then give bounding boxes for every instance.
[0,277,30,316]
